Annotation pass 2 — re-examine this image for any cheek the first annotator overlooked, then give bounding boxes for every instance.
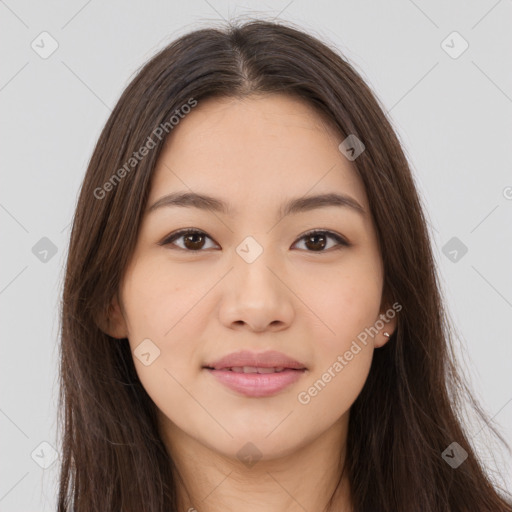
[296,347,373,429]
[297,281,378,415]
[121,259,196,339]
[294,264,381,410]
[120,267,204,426]
[305,264,383,350]
[120,257,228,388]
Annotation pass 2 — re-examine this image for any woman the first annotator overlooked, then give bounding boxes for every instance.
[58,19,512,512]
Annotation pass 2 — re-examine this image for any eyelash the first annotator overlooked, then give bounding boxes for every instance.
[159,228,350,253]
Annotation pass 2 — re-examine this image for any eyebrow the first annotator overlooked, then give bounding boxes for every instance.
[147,191,366,218]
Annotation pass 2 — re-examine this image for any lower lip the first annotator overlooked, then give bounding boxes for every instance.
[205,368,305,397]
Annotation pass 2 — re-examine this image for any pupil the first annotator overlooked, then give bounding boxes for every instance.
[185,233,203,250]
[307,234,325,251]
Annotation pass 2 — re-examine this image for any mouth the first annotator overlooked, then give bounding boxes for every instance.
[204,366,298,373]
[202,350,307,397]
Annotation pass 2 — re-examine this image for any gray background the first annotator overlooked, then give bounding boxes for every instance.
[1,0,511,509]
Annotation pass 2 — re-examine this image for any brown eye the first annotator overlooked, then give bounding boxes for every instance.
[292,230,349,252]
[160,229,217,251]
[305,233,328,251]
[181,232,205,250]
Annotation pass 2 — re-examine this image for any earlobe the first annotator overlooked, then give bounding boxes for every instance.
[375,327,395,349]
[95,295,129,339]
[374,303,398,348]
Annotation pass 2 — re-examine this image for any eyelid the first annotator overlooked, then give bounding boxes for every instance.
[158,228,350,251]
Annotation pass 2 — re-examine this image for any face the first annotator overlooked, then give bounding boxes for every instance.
[104,94,396,463]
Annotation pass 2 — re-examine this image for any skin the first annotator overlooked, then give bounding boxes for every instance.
[104,94,397,512]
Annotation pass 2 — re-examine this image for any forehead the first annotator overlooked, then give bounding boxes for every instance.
[148,94,368,213]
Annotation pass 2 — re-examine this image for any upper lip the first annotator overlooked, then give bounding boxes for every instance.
[204,350,307,370]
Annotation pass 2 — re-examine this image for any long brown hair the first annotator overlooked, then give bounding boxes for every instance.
[58,19,512,511]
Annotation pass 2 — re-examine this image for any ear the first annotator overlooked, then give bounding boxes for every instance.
[374,301,399,349]
[95,294,129,339]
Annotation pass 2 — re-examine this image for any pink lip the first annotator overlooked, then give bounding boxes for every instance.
[203,350,307,398]
[205,349,307,370]
[206,368,304,397]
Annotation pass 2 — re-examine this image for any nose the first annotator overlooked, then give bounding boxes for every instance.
[218,249,295,333]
